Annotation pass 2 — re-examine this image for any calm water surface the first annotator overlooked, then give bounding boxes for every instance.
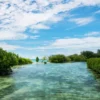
[0,62,100,100]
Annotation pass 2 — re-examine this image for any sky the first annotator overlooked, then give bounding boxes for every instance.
[0,0,100,58]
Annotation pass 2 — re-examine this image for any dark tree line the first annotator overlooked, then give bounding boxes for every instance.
[81,50,100,59]
[0,48,32,76]
[49,49,100,63]
[49,54,86,63]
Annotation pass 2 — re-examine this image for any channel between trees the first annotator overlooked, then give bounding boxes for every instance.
[0,47,100,76]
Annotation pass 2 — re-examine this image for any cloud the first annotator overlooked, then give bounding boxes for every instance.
[69,17,94,26]
[0,0,100,41]
[20,36,100,52]
[0,0,99,32]
[0,42,21,50]
[30,35,40,39]
[75,0,100,6]
[84,32,100,36]
[31,24,50,29]
[0,30,28,40]
[24,36,100,55]
[36,0,49,6]
[47,37,100,55]
[2,36,100,57]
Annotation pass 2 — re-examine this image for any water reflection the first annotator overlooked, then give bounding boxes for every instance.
[0,63,100,100]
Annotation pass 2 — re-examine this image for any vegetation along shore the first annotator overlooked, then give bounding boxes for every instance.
[0,47,100,76]
[49,50,100,74]
[0,48,32,76]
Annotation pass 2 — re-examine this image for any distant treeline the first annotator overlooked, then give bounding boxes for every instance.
[49,50,100,75]
[49,49,100,63]
[0,48,32,76]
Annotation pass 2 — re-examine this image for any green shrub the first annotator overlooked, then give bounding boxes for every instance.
[97,50,100,57]
[66,57,71,62]
[0,48,32,76]
[36,57,39,62]
[49,54,66,63]
[87,58,100,74]
[81,51,95,59]
[68,54,86,62]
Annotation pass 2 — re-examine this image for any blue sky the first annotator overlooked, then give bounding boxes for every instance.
[0,0,100,58]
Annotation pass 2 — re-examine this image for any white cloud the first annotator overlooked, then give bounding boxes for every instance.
[30,35,40,39]
[0,42,21,50]
[0,30,28,40]
[48,0,62,3]
[2,36,100,57]
[84,32,100,36]
[0,0,100,40]
[31,24,50,29]
[36,0,49,6]
[69,17,94,26]
[75,0,100,6]
[0,0,99,32]
[21,36,100,52]
[49,37,100,53]
[24,36,100,55]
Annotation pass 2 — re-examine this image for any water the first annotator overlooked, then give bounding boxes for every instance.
[0,62,100,100]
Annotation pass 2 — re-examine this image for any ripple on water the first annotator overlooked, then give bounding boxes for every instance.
[0,62,100,100]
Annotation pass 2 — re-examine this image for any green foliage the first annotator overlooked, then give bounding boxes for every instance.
[81,51,95,59]
[49,54,66,63]
[87,58,100,74]
[66,57,71,62]
[42,56,48,64]
[7,52,19,66]
[49,54,86,63]
[0,48,32,76]
[97,49,100,57]
[36,57,39,62]
[18,57,32,65]
[68,54,86,62]
[0,48,12,75]
[49,50,100,63]
[42,56,47,62]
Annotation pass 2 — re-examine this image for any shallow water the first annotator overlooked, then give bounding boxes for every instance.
[0,62,100,100]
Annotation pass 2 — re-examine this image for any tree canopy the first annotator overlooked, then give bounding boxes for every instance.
[81,51,95,59]
[36,57,39,62]
[0,48,32,76]
[49,54,66,63]
[49,49,100,63]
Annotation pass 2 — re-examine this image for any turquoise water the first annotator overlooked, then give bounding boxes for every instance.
[0,62,100,100]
